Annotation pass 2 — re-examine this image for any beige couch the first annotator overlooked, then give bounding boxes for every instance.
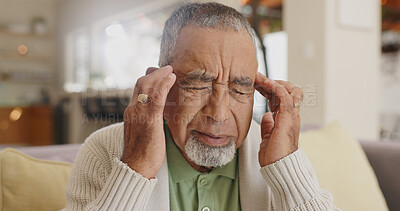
[0,121,396,210]
[360,140,400,211]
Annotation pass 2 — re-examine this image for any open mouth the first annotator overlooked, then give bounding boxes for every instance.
[194,130,231,147]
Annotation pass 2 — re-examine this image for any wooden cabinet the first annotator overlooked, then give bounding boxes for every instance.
[0,106,53,146]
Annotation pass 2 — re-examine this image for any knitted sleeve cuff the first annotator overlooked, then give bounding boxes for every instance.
[87,157,158,210]
[260,148,326,210]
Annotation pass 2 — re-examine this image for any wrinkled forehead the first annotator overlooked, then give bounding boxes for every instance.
[170,26,258,82]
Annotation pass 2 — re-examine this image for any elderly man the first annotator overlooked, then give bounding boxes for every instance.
[65,2,339,211]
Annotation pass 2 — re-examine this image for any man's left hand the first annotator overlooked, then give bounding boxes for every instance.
[255,73,303,167]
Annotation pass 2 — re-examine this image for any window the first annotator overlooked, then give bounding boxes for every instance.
[64,3,178,92]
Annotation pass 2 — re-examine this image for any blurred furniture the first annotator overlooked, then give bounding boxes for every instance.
[56,90,130,145]
[0,143,81,163]
[0,1,57,114]
[0,148,71,211]
[360,140,400,211]
[299,122,388,211]
[0,106,53,146]
[1,122,399,210]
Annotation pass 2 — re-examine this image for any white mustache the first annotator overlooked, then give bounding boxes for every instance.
[184,131,236,167]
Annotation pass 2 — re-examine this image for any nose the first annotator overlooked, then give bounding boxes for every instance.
[202,85,230,123]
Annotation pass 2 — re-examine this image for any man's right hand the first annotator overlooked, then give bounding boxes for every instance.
[121,65,176,179]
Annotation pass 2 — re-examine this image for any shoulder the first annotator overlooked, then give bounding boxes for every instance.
[66,123,126,205]
[86,122,124,144]
[77,122,125,167]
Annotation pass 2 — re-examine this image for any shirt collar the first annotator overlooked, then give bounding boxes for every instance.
[165,123,237,183]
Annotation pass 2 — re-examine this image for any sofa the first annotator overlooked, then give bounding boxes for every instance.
[0,121,398,210]
[358,140,400,211]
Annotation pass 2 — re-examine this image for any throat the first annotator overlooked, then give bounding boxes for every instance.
[188,159,213,173]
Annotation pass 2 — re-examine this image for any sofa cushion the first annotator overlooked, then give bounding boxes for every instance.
[299,121,388,211]
[359,140,400,211]
[0,148,72,211]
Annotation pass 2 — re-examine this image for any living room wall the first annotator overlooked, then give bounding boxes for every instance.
[285,0,380,140]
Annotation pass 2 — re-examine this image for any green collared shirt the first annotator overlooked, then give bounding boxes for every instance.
[165,125,241,211]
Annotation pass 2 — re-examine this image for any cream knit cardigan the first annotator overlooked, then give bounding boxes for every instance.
[64,120,340,211]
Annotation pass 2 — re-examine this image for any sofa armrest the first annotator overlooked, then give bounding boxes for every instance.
[0,144,81,163]
[360,140,400,211]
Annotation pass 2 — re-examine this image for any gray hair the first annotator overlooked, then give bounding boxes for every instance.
[158,2,256,67]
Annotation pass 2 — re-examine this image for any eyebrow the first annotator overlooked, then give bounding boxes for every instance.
[232,76,253,87]
[179,71,215,85]
[179,70,253,87]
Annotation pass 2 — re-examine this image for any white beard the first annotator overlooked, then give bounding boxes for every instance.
[184,131,236,167]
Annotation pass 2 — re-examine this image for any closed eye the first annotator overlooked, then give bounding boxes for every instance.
[178,85,211,92]
[187,87,209,90]
[231,89,247,95]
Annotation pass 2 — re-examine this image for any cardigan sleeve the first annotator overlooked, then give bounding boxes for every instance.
[260,148,341,211]
[64,140,157,210]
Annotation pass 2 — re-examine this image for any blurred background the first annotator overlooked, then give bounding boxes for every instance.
[0,0,398,146]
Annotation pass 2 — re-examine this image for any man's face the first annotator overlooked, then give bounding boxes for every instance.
[164,25,258,167]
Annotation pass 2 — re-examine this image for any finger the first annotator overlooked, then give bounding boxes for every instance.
[127,72,175,122]
[275,80,303,101]
[261,112,274,140]
[290,88,303,112]
[267,94,280,113]
[145,65,173,80]
[131,65,174,104]
[148,72,176,111]
[124,72,176,126]
[255,72,275,98]
[274,84,294,114]
[272,110,279,121]
[275,80,303,111]
[255,73,286,112]
[275,80,297,92]
[135,72,176,113]
[273,83,301,146]
[254,73,280,111]
[262,80,303,113]
[146,67,158,75]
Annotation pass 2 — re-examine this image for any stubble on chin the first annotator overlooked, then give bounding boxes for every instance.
[184,131,236,168]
